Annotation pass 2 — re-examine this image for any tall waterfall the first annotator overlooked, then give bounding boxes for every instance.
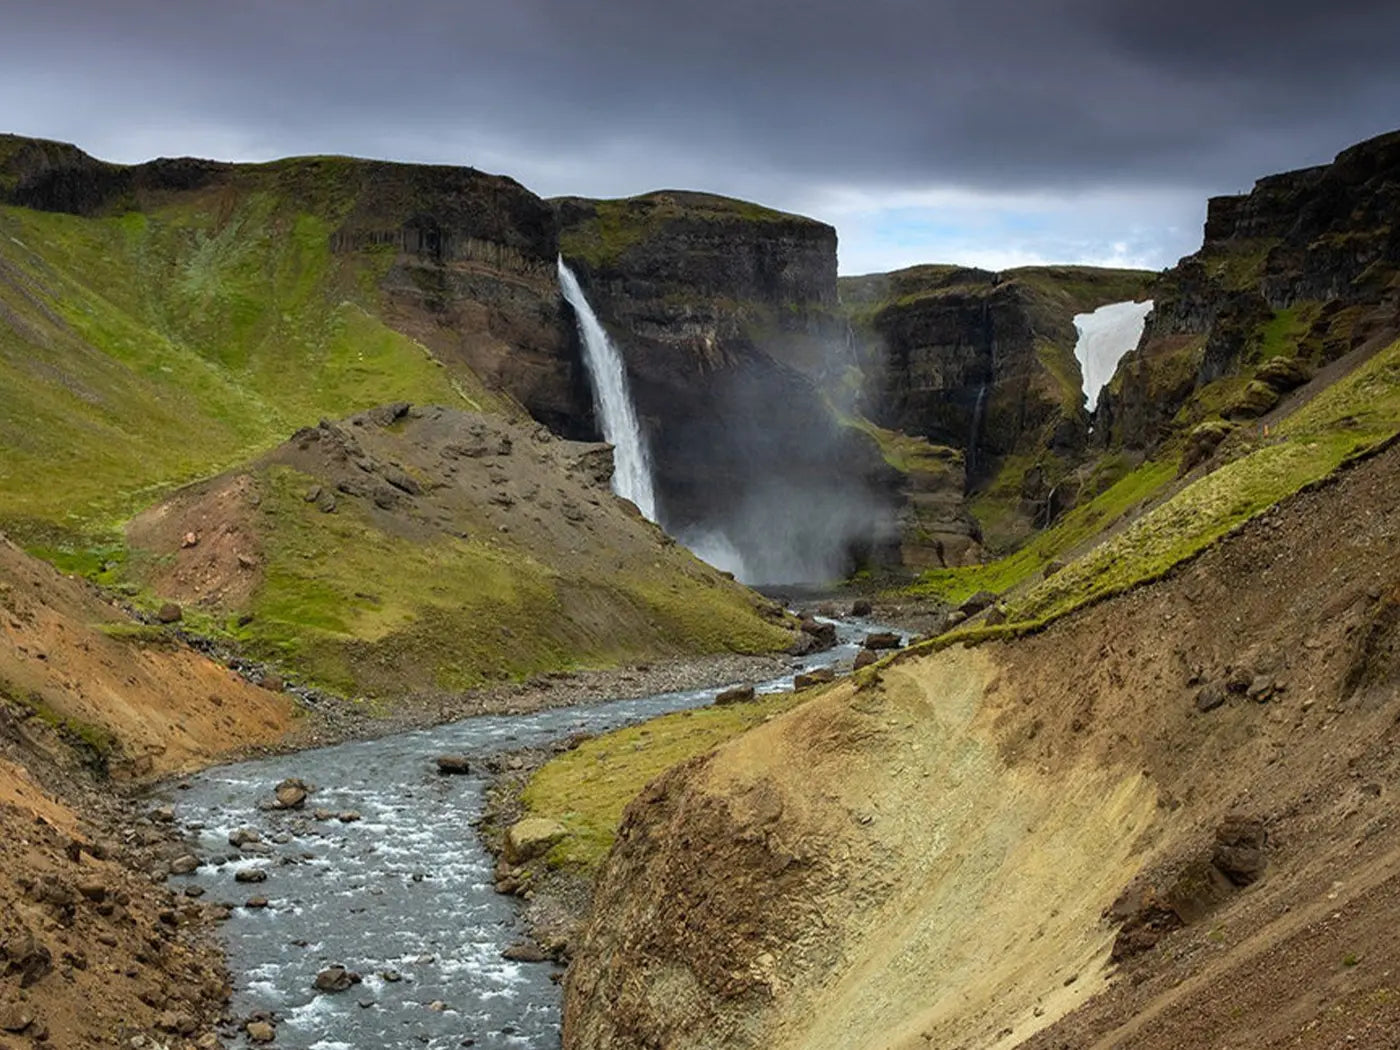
[557,258,658,521]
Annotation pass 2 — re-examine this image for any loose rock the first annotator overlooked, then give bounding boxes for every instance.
[714,684,755,706]
[794,668,836,689]
[504,818,569,864]
[245,1020,276,1043]
[436,755,471,775]
[863,631,901,650]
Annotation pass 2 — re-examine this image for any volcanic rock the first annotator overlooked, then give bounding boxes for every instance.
[435,755,471,775]
[714,685,756,706]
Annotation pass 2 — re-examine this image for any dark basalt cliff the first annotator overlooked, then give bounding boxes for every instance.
[842,264,1152,547]
[1098,129,1400,449]
[0,133,593,438]
[556,191,902,581]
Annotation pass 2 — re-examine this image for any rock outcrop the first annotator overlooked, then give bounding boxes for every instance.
[1097,129,1400,450]
[842,264,1151,546]
[0,133,593,440]
[844,266,1151,473]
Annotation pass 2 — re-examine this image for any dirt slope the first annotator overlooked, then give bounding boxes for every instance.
[565,441,1400,1050]
[125,403,794,698]
[0,538,305,1047]
[0,535,293,778]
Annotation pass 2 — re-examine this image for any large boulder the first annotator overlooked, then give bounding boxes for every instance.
[436,755,471,775]
[313,965,360,993]
[504,818,569,864]
[272,778,309,809]
[714,685,756,706]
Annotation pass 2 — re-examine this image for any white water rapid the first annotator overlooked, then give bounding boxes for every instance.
[1072,299,1154,410]
[557,258,658,520]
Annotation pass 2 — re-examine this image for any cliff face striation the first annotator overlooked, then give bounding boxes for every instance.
[842,265,1152,549]
[1098,129,1400,450]
[556,191,901,582]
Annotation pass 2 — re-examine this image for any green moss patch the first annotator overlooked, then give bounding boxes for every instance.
[913,457,1178,604]
[0,190,470,542]
[522,689,811,870]
[934,336,1400,636]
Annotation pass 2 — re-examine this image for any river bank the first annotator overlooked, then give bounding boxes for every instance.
[144,613,901,1048]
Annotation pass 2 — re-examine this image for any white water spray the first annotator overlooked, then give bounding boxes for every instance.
[557,258,658,521]
[1073,299,1154,410]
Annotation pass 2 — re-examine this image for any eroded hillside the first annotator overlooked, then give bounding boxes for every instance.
[564,437,1400,1050]
[122,404,793,697]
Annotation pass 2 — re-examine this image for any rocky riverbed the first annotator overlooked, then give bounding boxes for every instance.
[155,615,906,1048]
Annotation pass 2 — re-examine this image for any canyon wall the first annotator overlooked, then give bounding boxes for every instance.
[1097,129,1400,449]
[555,192,903,581]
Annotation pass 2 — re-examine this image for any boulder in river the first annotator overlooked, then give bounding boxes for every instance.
[245,1020,276,1043]
[273,778,309,809]
[436,755,471,775]
[313,965,361,993]
[863,631,901,650]
[714,685,755,706]
[504,818,569,864]
[168,854,200,876]
[229,827,261,847]
[235,868,268,884]
[850,598,874,617]
[798,617,837,650]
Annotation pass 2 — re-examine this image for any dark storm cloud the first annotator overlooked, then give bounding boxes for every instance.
[2,1,1398,269]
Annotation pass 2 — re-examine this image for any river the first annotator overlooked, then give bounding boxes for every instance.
[159,616,893,1049]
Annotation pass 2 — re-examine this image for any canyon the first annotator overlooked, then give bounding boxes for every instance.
[0,125,1397,1050]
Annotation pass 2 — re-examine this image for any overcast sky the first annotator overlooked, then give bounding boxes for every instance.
[3,1,1397,274]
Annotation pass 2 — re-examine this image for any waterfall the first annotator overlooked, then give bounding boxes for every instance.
[557,258,658,521]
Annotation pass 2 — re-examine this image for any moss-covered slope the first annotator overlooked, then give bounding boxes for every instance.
[122,404,794,698]
[0,134,588,550]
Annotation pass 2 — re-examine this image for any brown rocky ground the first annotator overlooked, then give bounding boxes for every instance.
[0,536,294,778]
[0,539,301,1049]
[564,441,1400,1050]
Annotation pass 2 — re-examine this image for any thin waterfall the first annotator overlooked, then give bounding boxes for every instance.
[557,257,658,521]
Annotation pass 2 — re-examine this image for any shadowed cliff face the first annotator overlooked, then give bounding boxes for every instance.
[556,192,902,584]
[841,264,1152,549]
[1097,129,1400,450]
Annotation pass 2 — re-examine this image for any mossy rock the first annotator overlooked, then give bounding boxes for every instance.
[1255,356,1313,393]
[1179,420,1237,476]
[1224,381,1281,420]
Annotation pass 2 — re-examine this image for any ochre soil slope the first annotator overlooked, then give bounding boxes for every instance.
[0,535,293,778]
[565,442,1400,1050]
[0,538,301,1047]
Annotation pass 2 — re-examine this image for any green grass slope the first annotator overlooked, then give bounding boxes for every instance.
[914,335,1400,641]
[0,164,497,549]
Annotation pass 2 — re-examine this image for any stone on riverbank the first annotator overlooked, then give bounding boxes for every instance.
[504,818,569,864]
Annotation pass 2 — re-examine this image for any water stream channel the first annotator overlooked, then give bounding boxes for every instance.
[160,617,895,1050]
